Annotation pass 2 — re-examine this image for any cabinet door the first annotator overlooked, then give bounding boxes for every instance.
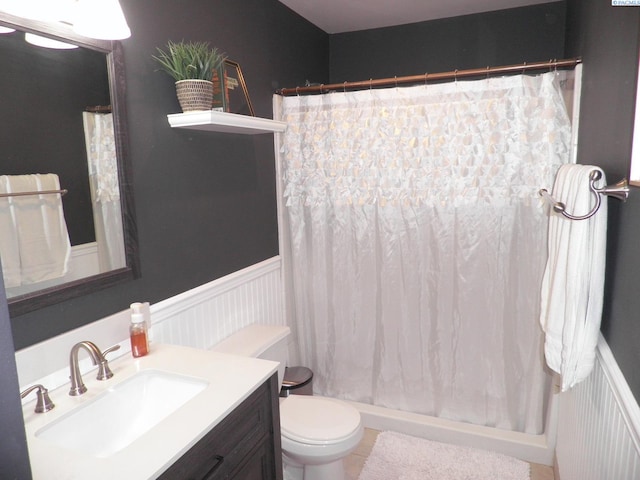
[227,441,274,480]
[158,373,282,480]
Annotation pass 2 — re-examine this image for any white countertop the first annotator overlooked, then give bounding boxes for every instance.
[22,343,279,480]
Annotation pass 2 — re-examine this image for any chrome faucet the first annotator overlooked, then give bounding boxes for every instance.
[69,341,121,396]
[21,384,55,413]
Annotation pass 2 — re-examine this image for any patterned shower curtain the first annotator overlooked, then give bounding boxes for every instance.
[82,112,125,272]
[275,71,574,433]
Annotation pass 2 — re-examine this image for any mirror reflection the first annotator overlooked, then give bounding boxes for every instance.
[0,28,125,298]
[0,14,138,316]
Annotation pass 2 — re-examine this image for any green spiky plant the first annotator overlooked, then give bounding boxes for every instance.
[152,40,226,81]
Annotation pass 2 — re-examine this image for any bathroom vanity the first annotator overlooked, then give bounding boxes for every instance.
[21,344,283,479]
[159,375,281,479]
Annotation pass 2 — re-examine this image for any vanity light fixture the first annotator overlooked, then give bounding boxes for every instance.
[0,0,75,23]
[25,32,79,49]
[73,0,131,40]
[0,0,131,41]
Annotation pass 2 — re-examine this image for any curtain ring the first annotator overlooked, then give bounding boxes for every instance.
[522,61,527,75]
[343,81,347,93]
[486,66,490,79]
[454,69,458,83]
[369,78,373,90]
[295,86,300,96]
[424,72,428,85]
[395,76,398,88]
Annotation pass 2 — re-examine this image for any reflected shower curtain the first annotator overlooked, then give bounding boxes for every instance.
[82,112,125,271]
[276,72,573,434]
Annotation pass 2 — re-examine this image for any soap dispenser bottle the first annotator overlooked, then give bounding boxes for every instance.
[129,302,149,358]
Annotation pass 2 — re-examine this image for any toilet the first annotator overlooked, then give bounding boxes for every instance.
[211,324,364,480]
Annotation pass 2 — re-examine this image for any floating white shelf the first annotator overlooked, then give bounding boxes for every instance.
[167,110,286,134]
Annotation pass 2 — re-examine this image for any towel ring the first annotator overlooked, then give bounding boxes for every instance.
[539,170,630,221]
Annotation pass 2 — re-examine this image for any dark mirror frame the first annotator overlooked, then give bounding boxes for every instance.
[0,12,139,317]
[629,50,640,187]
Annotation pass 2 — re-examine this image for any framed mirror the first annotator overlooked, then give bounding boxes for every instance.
[221,60,255,116]
[0,12,139,317]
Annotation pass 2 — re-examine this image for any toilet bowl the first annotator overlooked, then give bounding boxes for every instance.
[211,324,363,480]
[280,395,364,480]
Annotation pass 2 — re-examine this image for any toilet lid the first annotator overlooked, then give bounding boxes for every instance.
[280,396,361,445]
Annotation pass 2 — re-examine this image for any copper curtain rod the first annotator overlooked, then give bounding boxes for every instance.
[85,105,112,113]
[276,57,582,96]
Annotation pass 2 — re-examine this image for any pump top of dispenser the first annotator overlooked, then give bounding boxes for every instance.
[130,302,145,323]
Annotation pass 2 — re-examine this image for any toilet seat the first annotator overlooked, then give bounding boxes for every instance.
[280,395,361,445]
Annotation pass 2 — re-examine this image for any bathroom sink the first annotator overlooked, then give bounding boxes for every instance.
[36,370,208,458]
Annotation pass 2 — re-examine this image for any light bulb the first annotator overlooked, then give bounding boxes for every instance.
[25,33,79,49]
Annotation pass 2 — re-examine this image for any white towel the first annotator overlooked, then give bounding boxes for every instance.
[0,174,71,287]
[539,164,607,392]
[0,176,22,287]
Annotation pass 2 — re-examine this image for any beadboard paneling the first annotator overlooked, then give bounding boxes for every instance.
[555,335,640,480]
[150,257,284,349]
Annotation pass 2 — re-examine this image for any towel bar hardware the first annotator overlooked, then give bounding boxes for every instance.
[0,188,68,199]
[539,170,629,221]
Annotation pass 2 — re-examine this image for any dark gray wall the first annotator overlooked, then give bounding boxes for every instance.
[329,2,566,83]
[0,271,31,479]
[9,0,329,350]
[564,0,640,401]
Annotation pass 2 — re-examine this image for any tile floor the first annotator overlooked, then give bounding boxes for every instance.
[344,428,554,480]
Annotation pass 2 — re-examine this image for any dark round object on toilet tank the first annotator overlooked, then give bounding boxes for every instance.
[280,366,313,397]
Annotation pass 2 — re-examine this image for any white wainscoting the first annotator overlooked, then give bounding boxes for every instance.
[555,334,640,480]
[150,256,285,349]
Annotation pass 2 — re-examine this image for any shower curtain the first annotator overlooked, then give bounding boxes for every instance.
[82,112,125,272]
[275,70,576,434]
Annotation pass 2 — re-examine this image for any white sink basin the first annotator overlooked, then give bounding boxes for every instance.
[36,370,208,458]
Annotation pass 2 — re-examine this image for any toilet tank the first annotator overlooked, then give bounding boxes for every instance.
[211,324,291,390]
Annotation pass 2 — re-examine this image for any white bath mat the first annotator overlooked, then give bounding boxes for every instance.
[358,431,530,480]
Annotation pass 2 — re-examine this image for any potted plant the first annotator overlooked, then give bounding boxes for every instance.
[153,40,226,112]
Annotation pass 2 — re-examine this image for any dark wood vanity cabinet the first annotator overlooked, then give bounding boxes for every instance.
[158,373,283,480]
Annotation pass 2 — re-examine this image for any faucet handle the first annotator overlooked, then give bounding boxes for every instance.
[102,344,121,357]
[96,344,121,381]
[21,384,55,413]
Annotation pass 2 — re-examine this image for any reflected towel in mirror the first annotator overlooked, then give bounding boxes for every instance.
[0,177,21,287]
[0,174,71,287]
